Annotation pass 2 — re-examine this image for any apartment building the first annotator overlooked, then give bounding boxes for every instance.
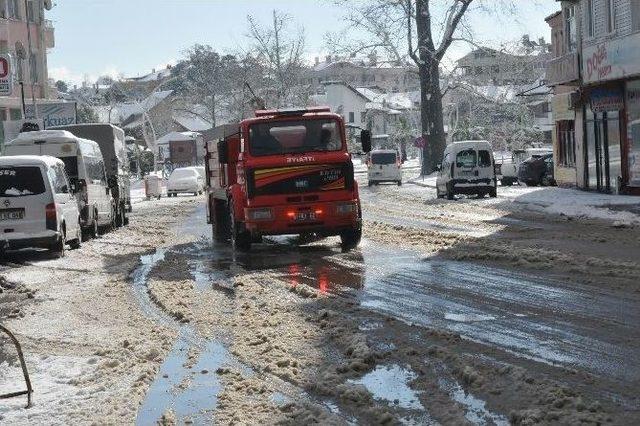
[455,39,551,86]
[303,56,420,94]
[0,0,55,139]
[546,0,640,194]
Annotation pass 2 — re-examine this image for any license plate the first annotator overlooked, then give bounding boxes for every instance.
[0,209,25,221]
[295,212,317,222]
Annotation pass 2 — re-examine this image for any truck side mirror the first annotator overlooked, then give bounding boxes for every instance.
[217,140,228,164]
[361,130,372,153]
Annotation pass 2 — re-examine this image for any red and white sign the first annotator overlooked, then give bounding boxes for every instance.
[0,54,13,96]
[583,33,640,84]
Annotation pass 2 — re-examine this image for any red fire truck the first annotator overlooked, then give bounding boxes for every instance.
[204,107,371,251]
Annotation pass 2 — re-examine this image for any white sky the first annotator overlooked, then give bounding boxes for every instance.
[47,0,559,85]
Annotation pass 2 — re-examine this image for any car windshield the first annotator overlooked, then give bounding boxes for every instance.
[249,119,343,157]
[456,149,477,168]
[0,166,46,197]
[371,153,397,165]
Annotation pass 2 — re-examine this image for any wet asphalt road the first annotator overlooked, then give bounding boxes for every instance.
[134,191,640,421]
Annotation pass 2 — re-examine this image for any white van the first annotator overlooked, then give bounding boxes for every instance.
[0,156,81,257]
[367,149,403,186]
[5,130,114,236]
[436,141,497,199]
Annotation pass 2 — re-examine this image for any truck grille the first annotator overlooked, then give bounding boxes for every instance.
[247,163,353,198]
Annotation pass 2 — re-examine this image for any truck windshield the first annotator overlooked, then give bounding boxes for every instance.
[249,119,343,157]
[0,166,46,197]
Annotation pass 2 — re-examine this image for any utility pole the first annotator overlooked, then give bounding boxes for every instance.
[24,0,37,118]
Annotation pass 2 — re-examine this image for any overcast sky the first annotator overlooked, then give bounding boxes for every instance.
[48,0,558,85]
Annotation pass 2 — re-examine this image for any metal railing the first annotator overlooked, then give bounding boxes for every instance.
[0,324,33,408]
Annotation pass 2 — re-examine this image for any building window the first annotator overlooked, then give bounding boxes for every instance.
[587,0,595,38]
[565,5,577,52]
[633,0,640,32]
[557,120,576,167]
[29,53,38,83]
[348,112,355,123]
[606,0,615,33]
[7,0,20,19]
[26,0,36,23]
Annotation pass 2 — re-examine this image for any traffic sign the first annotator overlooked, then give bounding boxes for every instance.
[0,54,13,96]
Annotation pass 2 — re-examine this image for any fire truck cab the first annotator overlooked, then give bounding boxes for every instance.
[205,107,371,251]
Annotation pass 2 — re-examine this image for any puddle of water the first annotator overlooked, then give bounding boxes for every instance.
[135,330,230,425]
[445,313,497,323]
[437,377,508,426]
[350,365,424,411]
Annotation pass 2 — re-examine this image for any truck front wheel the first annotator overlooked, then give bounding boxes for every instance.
[340,226,362,252]
[229,200,251,252]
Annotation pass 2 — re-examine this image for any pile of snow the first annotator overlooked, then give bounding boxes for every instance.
[501,186,640,225]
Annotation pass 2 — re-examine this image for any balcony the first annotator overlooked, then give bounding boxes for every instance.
[545,51,580,86]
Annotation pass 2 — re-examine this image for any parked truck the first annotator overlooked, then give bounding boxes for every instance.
[205,107,371,251]
[51,124,131,226]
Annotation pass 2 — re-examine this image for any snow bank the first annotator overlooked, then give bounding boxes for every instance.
[499,186,640,225]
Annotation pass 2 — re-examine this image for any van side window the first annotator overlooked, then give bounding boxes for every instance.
[478,150,492,167]
[49,165,69,194]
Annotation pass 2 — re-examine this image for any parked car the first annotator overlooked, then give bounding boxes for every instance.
[367,149,403,186]
[167,167,204,197]
[518,153,556,187]
[494,151,519,186]
[52,124,131,227]
[0,155,81,257]
[436,140,497,199]
[5,130,115,237]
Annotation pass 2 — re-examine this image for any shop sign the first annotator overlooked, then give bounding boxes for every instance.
[583,33,640,84]
[626,80,640,187]
[590,87,624,112]
[552,92,577,121]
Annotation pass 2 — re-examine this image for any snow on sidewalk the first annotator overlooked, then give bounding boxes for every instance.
[499,186,640,226]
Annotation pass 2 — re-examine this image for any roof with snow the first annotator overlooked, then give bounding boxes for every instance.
[156,131,201,145]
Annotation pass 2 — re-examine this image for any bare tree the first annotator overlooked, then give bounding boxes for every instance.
[247,10,307,108]
[330,0,517,174]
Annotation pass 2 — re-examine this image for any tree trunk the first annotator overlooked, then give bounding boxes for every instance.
[419,61,446,175]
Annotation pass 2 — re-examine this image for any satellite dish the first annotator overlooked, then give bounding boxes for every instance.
[15,42,26,60]
[44,0,53,10]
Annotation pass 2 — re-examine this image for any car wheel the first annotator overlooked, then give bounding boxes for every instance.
[446,185,455,200]
[340,226,362,252]
[90,214,99,239]
[69,222,82,250]
[490,186,498,198]
[397,180,402,186]
[53,229,66,258]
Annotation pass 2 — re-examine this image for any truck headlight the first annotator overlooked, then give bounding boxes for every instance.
[246,208,273,221]
[336,202,357,215]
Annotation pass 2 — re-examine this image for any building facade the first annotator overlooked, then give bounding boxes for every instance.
[546,0,640,194]
[0,0,55,143]
[304,56,420,94]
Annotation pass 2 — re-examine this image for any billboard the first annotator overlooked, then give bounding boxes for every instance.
[25,102,77,128]
[0,54,13,96]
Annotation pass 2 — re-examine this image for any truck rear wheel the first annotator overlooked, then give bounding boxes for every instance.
[229,200,251,252]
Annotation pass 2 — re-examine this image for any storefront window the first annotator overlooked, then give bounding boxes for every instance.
[627,80,640,187]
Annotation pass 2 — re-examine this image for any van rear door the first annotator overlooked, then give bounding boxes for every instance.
[370,152,399,180]
[0,165,51,237]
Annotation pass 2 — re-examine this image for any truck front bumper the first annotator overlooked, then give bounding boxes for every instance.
[243,201,361,237]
